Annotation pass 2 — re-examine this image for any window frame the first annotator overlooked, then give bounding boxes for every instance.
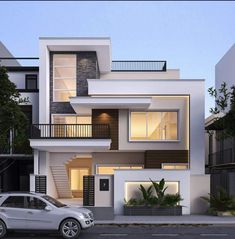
[52,54,77,102]
[25,74,38,90]
[128,110,180,142]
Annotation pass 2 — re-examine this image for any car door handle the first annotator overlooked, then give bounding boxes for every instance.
[27,211,33,214]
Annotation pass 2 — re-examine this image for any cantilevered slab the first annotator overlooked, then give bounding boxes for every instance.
[30,139,111,152]
[70,96,152,114]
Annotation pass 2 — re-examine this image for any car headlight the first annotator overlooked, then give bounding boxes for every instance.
[80,213,89,219]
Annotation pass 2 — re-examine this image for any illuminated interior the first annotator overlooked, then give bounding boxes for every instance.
[162,163,188,170]
[96,165,143,175]
[70,168,89,191]
[125,181,179,202]
[53,54,76,102]
[130,111,178,140]
[52,115,91,137]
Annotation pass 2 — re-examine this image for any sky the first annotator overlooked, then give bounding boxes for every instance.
[1,1,235,117]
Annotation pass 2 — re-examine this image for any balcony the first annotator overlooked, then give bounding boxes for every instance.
[29,124,111,152]
[209,148,235,167]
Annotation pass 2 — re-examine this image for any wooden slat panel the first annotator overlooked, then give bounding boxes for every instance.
[83,176,95,206]
[145,150,189,168]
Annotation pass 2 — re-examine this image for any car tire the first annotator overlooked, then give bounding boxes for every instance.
[60,218,81,239]
[0,220,7,238]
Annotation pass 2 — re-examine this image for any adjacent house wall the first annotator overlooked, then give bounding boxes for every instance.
[215,44,235,113]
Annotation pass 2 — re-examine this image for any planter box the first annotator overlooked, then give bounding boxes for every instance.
[217,211,235,217]
[124,205,182,216]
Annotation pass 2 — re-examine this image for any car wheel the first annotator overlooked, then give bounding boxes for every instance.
[0,220,6,238]
[60,219,81,239]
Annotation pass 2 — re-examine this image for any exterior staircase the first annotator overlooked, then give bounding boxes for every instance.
[50,165,72,198]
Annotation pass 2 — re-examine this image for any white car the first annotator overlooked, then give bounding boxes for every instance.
[0,192,94,239]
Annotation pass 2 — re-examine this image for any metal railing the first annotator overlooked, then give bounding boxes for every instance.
[209,148,234,166]
[30,124,111,139]
[112,60,167,72]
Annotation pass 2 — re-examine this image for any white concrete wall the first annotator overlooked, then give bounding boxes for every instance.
[190,175,210,214]
[94,175,113,207]
[119,97,189,151]
[114,169,191,215]
[100,69,180,80]
[39,40,50,124]
[8,71,39,89]
[39,151,58,198]
[215,44,235,113]
[88,79,205,175]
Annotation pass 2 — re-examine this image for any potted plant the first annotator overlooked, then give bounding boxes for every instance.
[201,188,235,216]
[124,178,183,216]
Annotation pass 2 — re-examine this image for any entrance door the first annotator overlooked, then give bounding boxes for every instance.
[70,168,89,198]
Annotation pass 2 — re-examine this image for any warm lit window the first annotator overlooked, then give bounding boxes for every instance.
[53,54,76,102]
[162,163,188,170]
[52,115,91,137]
[96,165,143,175]
[70,168,89,191]
[130,111,178,141]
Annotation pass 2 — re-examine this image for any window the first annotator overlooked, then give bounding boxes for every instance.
[1,196,25,208]
[25,74,37,90]
[130,111,178,141]
[70,168,89,191]
[52,115,91,137]
[53,54,76,102]
[42,195,66,208]
[161,163,188,170]
[26,197,47,210]
[96,165,143,175]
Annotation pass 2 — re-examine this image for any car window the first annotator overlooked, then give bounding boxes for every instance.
[42,195,66,208]
[1,196,25,208]
[26,196,47,210]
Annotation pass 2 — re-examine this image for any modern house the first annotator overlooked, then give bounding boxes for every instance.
[1,37,210,216]
[205,44,235,196]
[0,41,39,192]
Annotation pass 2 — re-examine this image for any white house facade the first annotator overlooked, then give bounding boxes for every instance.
[27,37,209,216]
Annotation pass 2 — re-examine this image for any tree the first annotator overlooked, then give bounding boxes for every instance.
[0,66,30,154]
[208,82,235,138]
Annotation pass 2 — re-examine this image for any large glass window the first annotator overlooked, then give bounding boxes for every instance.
[52,115,91,137]
[53,54,76,102]
[130,111,178,141]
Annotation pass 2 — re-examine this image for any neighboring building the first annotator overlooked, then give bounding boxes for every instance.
[205,44,235,196]
[0,42,39,192]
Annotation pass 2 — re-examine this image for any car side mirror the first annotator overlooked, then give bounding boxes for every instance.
[44,205,52,211]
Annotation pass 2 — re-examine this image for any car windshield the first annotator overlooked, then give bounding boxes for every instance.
[42,195,66,208]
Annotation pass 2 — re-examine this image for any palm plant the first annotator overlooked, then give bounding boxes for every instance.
[150,178,168,205]
[201,188,235,214]
[138,184,153,205]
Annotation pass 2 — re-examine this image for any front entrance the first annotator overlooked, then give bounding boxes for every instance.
[66,158,92,198]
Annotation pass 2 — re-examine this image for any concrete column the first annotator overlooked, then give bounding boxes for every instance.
[34,149,39,175]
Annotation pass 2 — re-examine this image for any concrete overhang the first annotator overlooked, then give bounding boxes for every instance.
[70,96,152,114]
[39,37,111,72]
[30,139,111,152]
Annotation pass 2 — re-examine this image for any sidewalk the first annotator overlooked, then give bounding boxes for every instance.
[95,215,235,225]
